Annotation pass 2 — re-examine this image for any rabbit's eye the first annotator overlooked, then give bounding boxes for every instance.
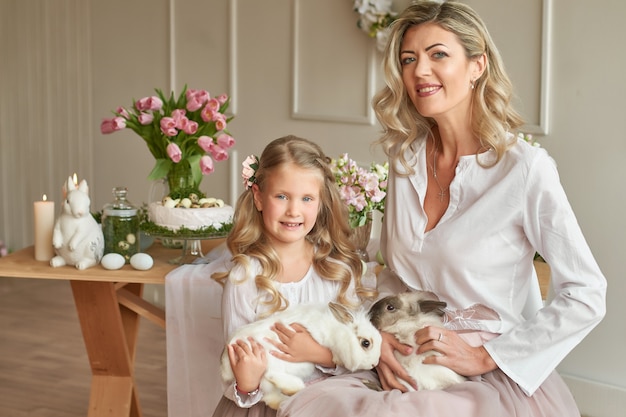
[360,338,371,349]
[385,304,395,311]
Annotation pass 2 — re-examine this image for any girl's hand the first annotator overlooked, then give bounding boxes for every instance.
[376,331,417,392]
[227,337,267,393]
[415,327,497,376]
[269,322,334,367]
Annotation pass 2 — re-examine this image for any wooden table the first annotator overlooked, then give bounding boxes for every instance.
[0,240,224,417]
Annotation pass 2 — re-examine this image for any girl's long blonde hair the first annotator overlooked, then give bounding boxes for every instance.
[373,0,524,173]
[213,135,375,316]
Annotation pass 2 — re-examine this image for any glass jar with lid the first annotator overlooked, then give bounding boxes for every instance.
[102,187,139,263]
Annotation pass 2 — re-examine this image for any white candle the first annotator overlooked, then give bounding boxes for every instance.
[230,150,239,206]
[34,194,55,261]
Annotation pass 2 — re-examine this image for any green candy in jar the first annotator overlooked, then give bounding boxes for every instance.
[102,187,140,263]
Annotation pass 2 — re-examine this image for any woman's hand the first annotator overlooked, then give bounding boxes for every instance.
[227,337,267,393]
[415,327,497,377]
[269,322,334,367]
[376,331,417,392]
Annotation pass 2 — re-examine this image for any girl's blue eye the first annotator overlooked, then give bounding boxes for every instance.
[277,194,287,200]
[432,51,448,59]
[303,196,313,202]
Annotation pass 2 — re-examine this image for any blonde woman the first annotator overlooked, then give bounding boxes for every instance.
[278,2,606,416]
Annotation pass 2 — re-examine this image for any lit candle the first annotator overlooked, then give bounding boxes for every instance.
[230,150,239,206]
[34,194,55,261]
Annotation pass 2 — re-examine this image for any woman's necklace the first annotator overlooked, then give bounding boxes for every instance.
[432,145,450,202]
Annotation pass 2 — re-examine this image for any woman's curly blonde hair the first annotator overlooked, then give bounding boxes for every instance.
[213,135,376,316]
[373,0,524,173]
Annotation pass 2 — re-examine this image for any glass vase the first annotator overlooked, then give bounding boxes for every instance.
[167,161,199,197]
[349,213,373,262]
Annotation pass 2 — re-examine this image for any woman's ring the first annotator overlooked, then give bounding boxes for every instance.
[438,332,443,342]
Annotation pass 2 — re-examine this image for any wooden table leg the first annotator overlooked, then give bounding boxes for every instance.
[70,280,143,417]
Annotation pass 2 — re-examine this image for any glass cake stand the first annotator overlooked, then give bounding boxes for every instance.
[144,231,228,265]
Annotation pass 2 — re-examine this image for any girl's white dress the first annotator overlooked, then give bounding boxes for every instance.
[277,138,606,417]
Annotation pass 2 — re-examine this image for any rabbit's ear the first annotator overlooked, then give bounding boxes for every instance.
[66,176,76,192]
[418,300,447,317]
[78,179,89,194]
[328,302,354,324]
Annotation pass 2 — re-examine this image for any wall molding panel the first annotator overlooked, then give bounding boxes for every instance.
[291,0,376,125]
[0,0,93,251]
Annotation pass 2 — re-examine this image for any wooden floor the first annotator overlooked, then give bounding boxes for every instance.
[0,277,167,417]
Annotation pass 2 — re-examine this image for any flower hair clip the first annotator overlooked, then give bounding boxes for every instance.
[242,155,259,190]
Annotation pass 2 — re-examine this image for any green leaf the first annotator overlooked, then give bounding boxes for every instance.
[148,158,173,181]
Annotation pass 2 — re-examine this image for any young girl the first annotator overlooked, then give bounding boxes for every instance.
[211,135,376,417]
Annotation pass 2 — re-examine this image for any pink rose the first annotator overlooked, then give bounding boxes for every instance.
[241,155,259,189]
[138,112,154,125]
[209,143,228,161]
[217,133,235,149]
[100,117,126,134]
[135,96,163,112]
[166,143,182,163]
[160,117,178,136]
[200,155,214,174]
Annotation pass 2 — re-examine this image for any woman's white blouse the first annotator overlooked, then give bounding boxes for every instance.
[381,137,606,396]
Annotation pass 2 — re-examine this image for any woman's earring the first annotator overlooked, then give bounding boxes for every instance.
[470,79,476,89]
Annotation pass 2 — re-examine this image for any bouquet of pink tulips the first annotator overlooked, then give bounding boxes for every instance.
[101,85,235,196]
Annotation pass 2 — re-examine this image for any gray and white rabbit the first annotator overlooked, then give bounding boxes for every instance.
[369,291,466,391]
[221,301,382,410]
[50,176,104,270]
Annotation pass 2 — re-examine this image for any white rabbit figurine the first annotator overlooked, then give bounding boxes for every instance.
[50,176,104,270]
[221,301,382,410]
[368,291,467,391]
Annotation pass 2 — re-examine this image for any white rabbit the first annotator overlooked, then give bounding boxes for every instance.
[50,176,104,270]
[368,291,466,391]
[221,301,382,410]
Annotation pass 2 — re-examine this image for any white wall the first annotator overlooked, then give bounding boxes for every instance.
[1,1,624,415]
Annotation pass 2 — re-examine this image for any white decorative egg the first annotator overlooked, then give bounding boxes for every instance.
[101,253,126,270]
[130,253,154,271]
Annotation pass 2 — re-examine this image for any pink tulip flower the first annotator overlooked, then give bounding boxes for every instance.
[214,114,227,131]
[216,94,228,105]
[166,143,182,163]
[116,106,130,119]
[186,89,210,111]
[209,143,228,161]
[160,117,178,137]
[197,135,213,152]
[200,155,214,174]
[205,98,221,113]
[138,112,154,125]
[217,133,235,149]
[100,117,126,134]
[183,120,198,135]
[201,106,216,123]
[135,96,163,112]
